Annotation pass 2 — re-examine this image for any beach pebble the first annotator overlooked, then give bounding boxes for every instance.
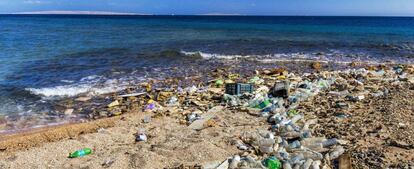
[143,116,151,123]
[102,158,115,168]
[64,109,74,116]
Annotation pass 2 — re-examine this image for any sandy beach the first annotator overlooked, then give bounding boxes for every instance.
[0,63,413,169]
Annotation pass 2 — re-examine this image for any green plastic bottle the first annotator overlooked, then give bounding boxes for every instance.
[262,156,281,169]
[69,148,93,158]
[256,99,271,109]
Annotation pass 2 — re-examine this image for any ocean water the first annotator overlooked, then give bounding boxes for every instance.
[0,15,414,132]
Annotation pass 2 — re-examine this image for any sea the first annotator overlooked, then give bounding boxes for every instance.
[0,15,414,132]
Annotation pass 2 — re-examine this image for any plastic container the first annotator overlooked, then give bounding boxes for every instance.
[225,83,254,95]
[271,81,290,98]
[69,148,93,158]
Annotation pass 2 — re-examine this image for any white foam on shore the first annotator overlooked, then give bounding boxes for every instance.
[181,50,329,61]
[180,50,405,65]
[26,75,134,97]
[181,51,254,59]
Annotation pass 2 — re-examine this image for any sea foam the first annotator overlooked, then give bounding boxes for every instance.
[26,75,132,97]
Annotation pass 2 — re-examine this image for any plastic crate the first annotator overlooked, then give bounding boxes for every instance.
[225,83,254,95]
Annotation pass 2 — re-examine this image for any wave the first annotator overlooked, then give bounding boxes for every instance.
[181,50,332,61]
[181,51,252,59]
[26,75,134,97]
[180,50,414,64]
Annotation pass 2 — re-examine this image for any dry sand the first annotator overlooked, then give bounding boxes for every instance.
[0,106,269,169]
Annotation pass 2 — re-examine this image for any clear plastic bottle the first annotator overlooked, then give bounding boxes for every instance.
[283,161,292,169]
[322,138,338,147]
[302,158,313,169]
[290,154,304,164]
[311,160,321,169]
[329,146,345,159]
[229,155,241,169]
[288,140,301,149]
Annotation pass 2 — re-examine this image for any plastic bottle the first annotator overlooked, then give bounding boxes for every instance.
[329,146,345,159]
[229,155,241,169]
[288,140,301,149]
[259,138,276,147]
[301,130,312,139]
[283,161,292,169]
[166,96,178,106]
[302,158,313,169]
[311,160,321,169]
[69,148,93,158]
[260,146,274,154]
[256,99,271,109]
[262,156,281,169]
[290,154,304,164]
[302,148,324,160]
[282,131,301,139]
[265,132,275,139]
[301,137,327,146]
[322,138,338,147]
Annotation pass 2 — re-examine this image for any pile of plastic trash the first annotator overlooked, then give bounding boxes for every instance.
[214,65,414,169]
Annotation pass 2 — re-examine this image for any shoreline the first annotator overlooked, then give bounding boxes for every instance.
[0,62,413,168]
[0,116,118,152]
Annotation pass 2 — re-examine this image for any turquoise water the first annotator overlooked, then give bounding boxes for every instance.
[0,15,414,131]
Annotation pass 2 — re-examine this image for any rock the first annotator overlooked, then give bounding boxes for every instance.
[75,96,91,102]
[101,158,115,168]
[99,111,109,117]
[118,92,145,98]
[64,109,74,116]
[335,102,348,109]
[188,106,223,130]
[107,100,120,108]
[338,153,352,169]
[224,79,234,84]
[311,62,322,70]
[208,87,223,94]
[142,116,151,123]
[389,140,414,150]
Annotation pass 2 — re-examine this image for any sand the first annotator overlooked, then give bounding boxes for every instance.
[0,64,413,169]
[0,105,270,169]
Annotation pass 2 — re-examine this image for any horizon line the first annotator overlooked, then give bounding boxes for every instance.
[1,11,413,17]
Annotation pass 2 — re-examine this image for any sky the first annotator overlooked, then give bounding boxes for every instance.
[0,0,414,16]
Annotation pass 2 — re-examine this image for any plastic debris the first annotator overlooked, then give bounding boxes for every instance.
[69,148,93,158]
[225,83,254,95]
[262,156,281,169]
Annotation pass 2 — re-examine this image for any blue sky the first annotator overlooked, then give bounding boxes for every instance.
[1,0,414,16]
